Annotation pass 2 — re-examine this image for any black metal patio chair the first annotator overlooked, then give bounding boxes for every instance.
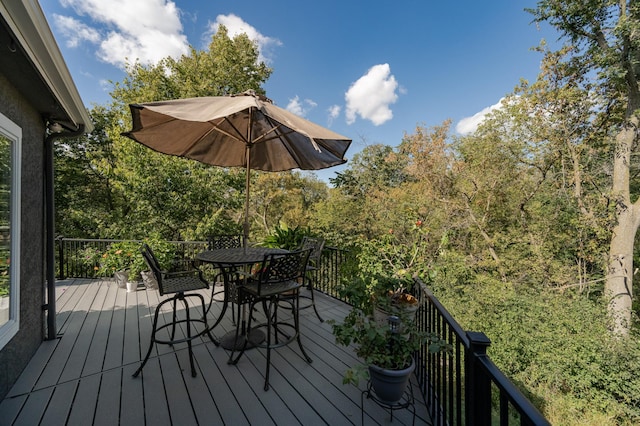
[204,234,243,319]
[228,249,313,391]
[298,236,325,321]
[133,243,218,378]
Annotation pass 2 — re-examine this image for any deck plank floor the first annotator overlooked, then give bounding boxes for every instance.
[0,278,431,425]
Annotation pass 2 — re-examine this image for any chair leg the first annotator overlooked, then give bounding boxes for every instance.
[207,286,229,329]
[133,299,166,377]
[263,298,274,391]
[195,292,219,346]
[228,298,249,365]
[181,296,197,377]
[171,297,178,343]
[294,291,312,363]
[307,278,324,322]
[205,270,225,314]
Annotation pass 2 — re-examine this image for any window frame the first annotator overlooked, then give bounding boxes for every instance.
[0,112,21,350]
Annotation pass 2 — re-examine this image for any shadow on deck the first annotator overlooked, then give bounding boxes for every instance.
[0,278,431,425]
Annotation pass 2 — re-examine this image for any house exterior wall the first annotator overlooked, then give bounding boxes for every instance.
[0,71,46,400]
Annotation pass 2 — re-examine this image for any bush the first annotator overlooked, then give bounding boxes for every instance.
[96,241,140,277]
[82,236,176,281]
[430,269,640,424]
[128,236,175,280]
[259,223,311,250]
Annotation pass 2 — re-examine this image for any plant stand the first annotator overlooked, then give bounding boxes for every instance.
[361,379,416,425]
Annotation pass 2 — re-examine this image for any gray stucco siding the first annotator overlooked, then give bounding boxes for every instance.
[0,71,46,400]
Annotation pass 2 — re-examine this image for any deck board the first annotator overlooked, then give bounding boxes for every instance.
[65,374,100,425]
[93,368,122,426]
[0,278,432,425]
[42,380,77,425]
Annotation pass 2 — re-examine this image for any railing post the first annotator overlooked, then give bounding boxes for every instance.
[57,236,65,280]
[465,331,492,426]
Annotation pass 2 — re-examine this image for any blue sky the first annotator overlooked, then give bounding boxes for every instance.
[40,0,558,181]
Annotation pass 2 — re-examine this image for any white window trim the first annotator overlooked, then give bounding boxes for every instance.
[0,112,21,350]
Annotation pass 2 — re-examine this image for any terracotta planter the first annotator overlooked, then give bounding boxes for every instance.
[373,303,419,331]
[368,357,415,403]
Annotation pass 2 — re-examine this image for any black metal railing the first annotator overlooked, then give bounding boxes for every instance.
[56,237,345,287]
[55,237,549,425]
[413,277,550,426]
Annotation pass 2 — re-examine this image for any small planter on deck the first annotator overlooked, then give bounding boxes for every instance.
[113,270,128,289]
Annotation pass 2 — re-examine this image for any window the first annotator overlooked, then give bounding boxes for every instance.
[0,112,21,349]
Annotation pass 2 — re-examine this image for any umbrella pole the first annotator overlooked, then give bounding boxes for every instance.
[244,144,251,248]
[243,107,253,248]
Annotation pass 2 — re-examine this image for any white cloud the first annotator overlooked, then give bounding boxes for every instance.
[56,0,189,68]
[53,15,100,47]
[345,64,399,126]
[327,105,341,125]
[206,14,281,64]
[455,98,506,135]
[285,96,317,117]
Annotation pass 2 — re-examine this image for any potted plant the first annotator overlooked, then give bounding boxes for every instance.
[79,245,102,278]
[331,272,446,403]
[130,237,176,289]
[97,241,141,288]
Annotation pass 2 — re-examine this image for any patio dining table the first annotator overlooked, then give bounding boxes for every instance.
[196,247,288,350]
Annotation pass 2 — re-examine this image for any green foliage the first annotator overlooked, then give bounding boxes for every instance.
[357,220,436,281]
[331,289,446,385]
[430,273,640,424]
[128,236,176,281]
[79,245,103,277]
[82,237,176,281]
[0,252,8,297]
[332,237,446,385]
[337,266,415,315]
[95,241,140,277]
[258,222,311,250]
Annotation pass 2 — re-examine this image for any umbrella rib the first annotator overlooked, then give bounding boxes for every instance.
[208,117,249,144]
[263,114,321,152]
[310,138,346,159]
[262,115,316,167]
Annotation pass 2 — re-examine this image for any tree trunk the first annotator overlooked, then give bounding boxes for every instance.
[606,122,640,335]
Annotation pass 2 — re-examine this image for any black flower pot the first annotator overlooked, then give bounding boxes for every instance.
[368,357,415,403]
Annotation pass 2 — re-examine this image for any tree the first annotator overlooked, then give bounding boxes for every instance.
[251,171,327,239]
[55,106,126,237]
[529,1,640,334]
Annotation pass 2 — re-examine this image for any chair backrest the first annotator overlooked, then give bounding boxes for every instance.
[254,249,311,290]
[141,243,165,294]
[300,236,325,265]
[208,234,243,250]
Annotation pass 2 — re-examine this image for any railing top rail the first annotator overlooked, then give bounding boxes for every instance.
[474,354,551,426]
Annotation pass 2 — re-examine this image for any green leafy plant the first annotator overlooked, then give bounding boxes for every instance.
[331,303,446,385]
[79,245,102,277]
[332,242,444,385]
[97,241,141,278]
[337,267,418,316]
[128,236,176,280]
[259,222,311,250]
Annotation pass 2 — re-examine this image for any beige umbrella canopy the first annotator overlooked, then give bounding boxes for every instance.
[122,90,352,244]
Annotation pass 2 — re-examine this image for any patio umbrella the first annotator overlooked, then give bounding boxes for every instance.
[122,90,352,245]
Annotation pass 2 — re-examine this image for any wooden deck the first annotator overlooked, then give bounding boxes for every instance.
[0,278,431,425]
